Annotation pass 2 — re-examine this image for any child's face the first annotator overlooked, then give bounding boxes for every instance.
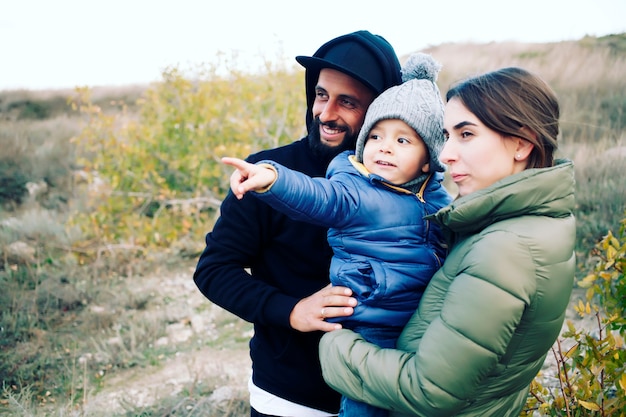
[362,119,430,185]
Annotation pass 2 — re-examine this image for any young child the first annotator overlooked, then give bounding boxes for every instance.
[223,53,452,417]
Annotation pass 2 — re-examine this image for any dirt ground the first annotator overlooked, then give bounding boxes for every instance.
[81,265,591,414]
[82,265,252,414]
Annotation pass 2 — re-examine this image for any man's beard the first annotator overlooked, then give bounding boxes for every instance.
[308,118,358,165]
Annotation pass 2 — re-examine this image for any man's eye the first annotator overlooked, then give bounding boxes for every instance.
[340,99,356,108]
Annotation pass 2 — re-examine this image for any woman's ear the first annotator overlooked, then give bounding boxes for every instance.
[514,128,535,161]
[514,139,534,161]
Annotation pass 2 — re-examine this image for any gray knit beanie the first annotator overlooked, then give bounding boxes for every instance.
[355,53,446,176]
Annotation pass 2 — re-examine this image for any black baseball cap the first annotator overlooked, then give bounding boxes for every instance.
[296,30,402,131]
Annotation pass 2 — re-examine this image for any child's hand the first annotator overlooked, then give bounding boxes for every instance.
[222,157,277,200]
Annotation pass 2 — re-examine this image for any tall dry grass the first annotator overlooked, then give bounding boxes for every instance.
[428,36,626,89]
[426,35,626,253]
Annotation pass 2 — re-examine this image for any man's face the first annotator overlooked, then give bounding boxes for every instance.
[309,69,376,155]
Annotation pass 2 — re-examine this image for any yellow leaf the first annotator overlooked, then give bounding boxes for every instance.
[578,399,601,411]
[581,273,596,282]
[578,274,595,288]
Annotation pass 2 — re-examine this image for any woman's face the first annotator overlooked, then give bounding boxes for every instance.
[441,97,526,197]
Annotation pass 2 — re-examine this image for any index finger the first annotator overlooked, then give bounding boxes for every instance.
[222,157,250,171]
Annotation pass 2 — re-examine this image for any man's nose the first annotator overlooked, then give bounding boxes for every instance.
[319,99,339,123]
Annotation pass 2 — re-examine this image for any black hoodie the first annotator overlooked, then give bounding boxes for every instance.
[194,136,340,411]
[193,30,402,413]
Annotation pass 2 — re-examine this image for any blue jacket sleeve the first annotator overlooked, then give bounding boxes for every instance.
[254,160,360,229]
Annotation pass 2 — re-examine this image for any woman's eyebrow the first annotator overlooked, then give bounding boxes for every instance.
[453,121,478,130]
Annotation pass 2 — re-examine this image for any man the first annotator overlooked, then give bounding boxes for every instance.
[193,30,402,417]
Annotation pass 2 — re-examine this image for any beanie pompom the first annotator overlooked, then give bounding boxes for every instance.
[401,53,442,83]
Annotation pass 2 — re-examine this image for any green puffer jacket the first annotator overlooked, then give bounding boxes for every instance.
[320,160,576,417]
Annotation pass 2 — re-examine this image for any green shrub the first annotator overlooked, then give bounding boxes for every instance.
[524,215,626,416]
[0,118,79,208]
[0,160,29,205]
[8,100,52,119]
[2,96,69,120]
[69,62,305,259]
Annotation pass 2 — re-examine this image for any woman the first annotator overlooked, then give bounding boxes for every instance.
[319,67,576,417]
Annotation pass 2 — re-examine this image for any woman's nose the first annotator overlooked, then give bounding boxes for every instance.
[440,139,456,164]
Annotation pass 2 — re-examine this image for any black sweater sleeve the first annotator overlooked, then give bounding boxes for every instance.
[193,189,299,328]
[193,138,333,329]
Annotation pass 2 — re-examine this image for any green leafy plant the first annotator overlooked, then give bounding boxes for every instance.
[68,63,304,262]
[524,215,626,416]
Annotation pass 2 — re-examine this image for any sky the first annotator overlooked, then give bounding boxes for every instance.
[2,0,625,91]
